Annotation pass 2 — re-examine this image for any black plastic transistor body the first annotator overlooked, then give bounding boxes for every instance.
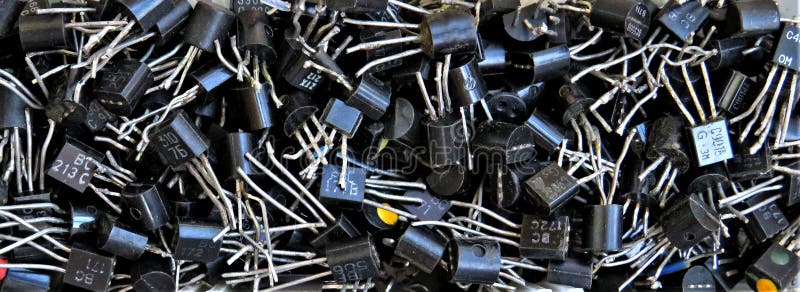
[64,247,116,292]
[326,235,382,283]
[148,110,210,168]
[47,137,103,193]
[519,215,569,260]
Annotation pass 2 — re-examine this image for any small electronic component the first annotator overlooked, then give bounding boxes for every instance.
[590,0,651,41]
[448,238,501,284]
[424,114,466,168]
[319,165,367,210]
[173,218,225,262]
[309,215,362,249]
[525,111,566,153]
[660,195,720,250]
[681,266,715,291]
[148,110,210,168]
[725,0,780,37]
[94,60,154,116]
[657,0,710,41]
[524,163,579,214]
[519,215,569,260]
[546,257,593,289]
[472,120,537,166]
[582,204,622,254]
[64,248,116,292]
[121,183,171,231]
[689,119,733,167]
[97,214,148,260]
[400,189,451,221]
[745,243,800,290]
[743,195,789,243]
[47,138,103,193]
[727,146,772,181]
[326,235,382,283]
[394,226,447,273]
[129,254,176,291]
[321,98,364,138]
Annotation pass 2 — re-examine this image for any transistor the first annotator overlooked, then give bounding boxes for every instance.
[342,7,478,70]
[524,162,598,214]
[472,120,537,166]
[714,70,754,117]
[46,137,103,193]
[725,0,781,37]
[129,253,176,291]
[590,0,651,41]
[121,183,171,231]
[278,90,332,166]
[161,0,234,94]
[96,214,148,260]
[394,226,447,273]
[64,247,116,292]
[326,235,382,283]
[524,110,566,153]
[227,84,275,131]
[448,238,501,284]
[730,21,800,152]
[546,256,593,289]
[743,194,789,243]
[309,215,362,249]
[146,110,210,168]
[399,189,450,221]
[94,59,154,116]
[519,215,569,260]
[172,218,225,262]
[656,0,710,41]
[507,45,571,84]
[660,194,720,250]
[582,204,623,254]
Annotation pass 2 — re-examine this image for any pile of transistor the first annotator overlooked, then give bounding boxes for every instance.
[0,0,800,290]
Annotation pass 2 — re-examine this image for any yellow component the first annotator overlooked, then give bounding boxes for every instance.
[377,203,398,226]
[756,278,778,292]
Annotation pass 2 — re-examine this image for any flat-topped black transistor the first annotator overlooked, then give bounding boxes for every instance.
[657,0,710,41]
[64,247,116,292]
[524,163,579,214]
[547,257,593,289]
[84,100,116,133]
[520,215,569,260]
[47,137,103,193]
[319,165,367,210]
[148,110,210,168]
[237,9,277,64]
[129,254,176,291]
[173,218,224,262]
[689,119,734,167]
[228,84,274,131]
[326,235,382,283]
[725,0,780,37]
[321,98,364,138]
[424,114,466,168]
[94,60,154,116]
[773,24,800,72]
[400,189,450,221]
[744,195,789,243]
